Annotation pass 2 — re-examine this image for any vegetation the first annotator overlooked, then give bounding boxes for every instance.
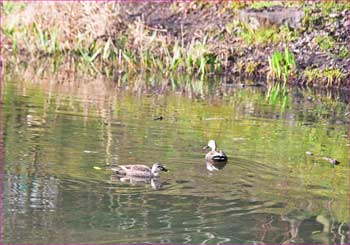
[1,1,350,89]
[2,2,350,243]
[268,48,296,83]
[239,25,281,45]
[1,2,221,80]
[304,67,345,87]
[315,34,335,52]
[250,1,283,9]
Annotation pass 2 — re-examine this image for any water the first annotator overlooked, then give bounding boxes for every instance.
[2,74,349,244]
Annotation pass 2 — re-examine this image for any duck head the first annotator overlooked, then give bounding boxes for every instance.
[203,140,217,151]
[151,163,168,176]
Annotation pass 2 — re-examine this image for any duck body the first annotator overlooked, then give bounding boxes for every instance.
[111,163,168,178]
[204,140,228,163]
[205,150,228,162]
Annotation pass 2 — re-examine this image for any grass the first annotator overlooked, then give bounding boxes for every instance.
[232,1,299,10]
[2,2,221,80]
[240,26,281,45]
[304,68,345,87]
[315,34,335,51]
[265,48,295,108]
[250,1,283,9]
[319,1,350,15]
[338,46,349,59]
[2,1,26,15]
[303,2,350,30]
[314,35,349,59]
[1,1,349,89]
[268,48,296,84]
[237,22,298,47]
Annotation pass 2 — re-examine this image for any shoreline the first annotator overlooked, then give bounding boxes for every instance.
[2,1,350,89]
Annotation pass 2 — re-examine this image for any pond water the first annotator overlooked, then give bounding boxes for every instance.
[2,73,349,244]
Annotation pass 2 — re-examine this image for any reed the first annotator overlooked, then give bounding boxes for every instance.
[2,1,349,89]
[304,68,345,88]
[2,2,224,80]
[268,48,296,85]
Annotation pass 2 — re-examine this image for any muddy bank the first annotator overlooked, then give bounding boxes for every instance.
[119,2,350,88]
[2,2,350,89]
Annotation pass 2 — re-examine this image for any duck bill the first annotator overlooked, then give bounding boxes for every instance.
[202,145,210,150]
[160,166,168,172]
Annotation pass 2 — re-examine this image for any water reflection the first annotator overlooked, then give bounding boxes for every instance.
[109,174,165,190]
[3,173,350,244]
[5,174,59,213]
[2,72,349,244]
[206,160,227,171]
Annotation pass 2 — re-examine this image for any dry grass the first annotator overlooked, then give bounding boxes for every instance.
[3,2,221,78]
[4,2,122,50]
[2,2,349,89]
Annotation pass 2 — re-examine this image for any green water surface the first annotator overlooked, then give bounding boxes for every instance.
[2,74,349,244]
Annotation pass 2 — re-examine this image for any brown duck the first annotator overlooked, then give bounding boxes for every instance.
[111,163,168,178]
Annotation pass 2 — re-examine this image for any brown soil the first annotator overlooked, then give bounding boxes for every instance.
[117,2,350,89]
[116,2,235,46]
[3,2,350,89]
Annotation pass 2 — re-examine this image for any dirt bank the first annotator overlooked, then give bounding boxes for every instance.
[119,2,350,88]
[2,1,350,89]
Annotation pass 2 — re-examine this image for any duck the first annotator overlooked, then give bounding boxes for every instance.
[111,163,168,178]
[203,140,228,162]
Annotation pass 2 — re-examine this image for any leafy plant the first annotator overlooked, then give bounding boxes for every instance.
[268,48,296,85]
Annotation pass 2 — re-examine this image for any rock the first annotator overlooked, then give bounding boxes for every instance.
[238,6,304,30]
[329,13,339,18]
[307,96,313,101]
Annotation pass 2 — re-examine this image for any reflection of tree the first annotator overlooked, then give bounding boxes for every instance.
[4,175,350,244]
[258,216,274,243]
[280,214,302,244]
[2,66,349,243]
[6,174,59,213]
[278,206,350,244]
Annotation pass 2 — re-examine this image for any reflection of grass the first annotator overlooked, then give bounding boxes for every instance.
[3,70,349,223]
[266,82,289,111]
